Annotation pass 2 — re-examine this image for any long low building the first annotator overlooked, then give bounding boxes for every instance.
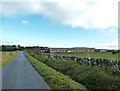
[50,47,95,52]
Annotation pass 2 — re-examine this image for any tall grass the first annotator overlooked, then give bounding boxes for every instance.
[1,51,18,68]
[30,53,120,91]
[25,52,88,90]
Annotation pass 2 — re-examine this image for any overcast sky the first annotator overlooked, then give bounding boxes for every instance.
[0,0,119,49]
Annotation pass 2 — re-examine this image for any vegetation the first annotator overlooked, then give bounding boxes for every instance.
[29,52,120,91]
[1,51,18,68]
[1,45,24,51]
[25,52,88,90]
[57,52,119,61]
[1,45,50,51]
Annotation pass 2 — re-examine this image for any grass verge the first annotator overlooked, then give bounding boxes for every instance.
[30,53,120,91]
[1,51,18,68]
[25,52,88,90]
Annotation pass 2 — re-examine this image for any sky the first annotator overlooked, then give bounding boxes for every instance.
[0,0,119,49]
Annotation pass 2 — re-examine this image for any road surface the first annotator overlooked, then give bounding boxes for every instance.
[2,51,51,89]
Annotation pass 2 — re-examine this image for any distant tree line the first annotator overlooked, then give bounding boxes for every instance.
[1,45,119,53]
[1,45,17,51]
[1,45,24,51]
[0,45,50,51]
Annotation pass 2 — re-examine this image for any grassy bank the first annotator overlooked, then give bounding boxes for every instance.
[30,53,120,91]
[1,51,18,68]
[25,52,88,90]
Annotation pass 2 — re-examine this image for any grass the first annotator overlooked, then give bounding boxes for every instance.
[30,53,120,91]
[0,51,18,68]
[56,52,119,61]
[25,52,88,90]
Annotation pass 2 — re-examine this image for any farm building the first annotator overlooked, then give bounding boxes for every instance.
[50,47,95,53]
[32,47,50,53]
[95,49,107,52]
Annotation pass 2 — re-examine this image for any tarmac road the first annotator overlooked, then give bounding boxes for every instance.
[2,51,51,89]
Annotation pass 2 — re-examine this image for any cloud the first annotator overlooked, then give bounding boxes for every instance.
[95,38,118,50]
[21,20,29,24]
[0,39,15,45]
[1,0,118,30]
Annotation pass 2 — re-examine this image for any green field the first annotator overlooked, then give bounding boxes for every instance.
[56,52,119,61]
